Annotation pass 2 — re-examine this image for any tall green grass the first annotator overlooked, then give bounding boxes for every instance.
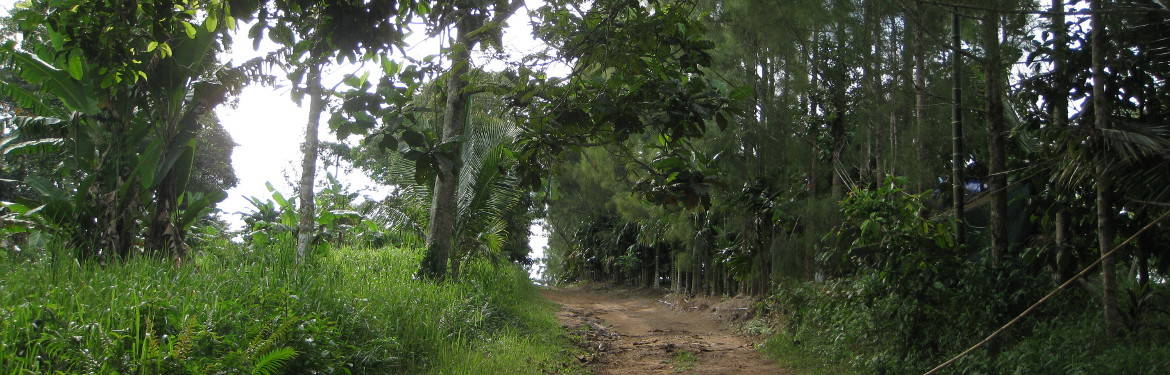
[0,241,581,374]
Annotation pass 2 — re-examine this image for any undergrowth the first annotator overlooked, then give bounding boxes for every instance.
[758,180,1170,374]
[0,241,582,374]
[760,272,1170,374]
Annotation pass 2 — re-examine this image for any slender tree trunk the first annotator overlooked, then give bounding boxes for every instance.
[691,242,699,296]
[830,23,847,200]
[809,33,821,195]
[674,259,682,293]
[296,64,325,261]
[865,4,884,187]
[913,5,929,193]
[418,0,522,279]
[1090,0,1121,337]
[885,110,896,181]
[1137,211,1153,286]
[830,105,846,199]
[984,5,1008,265]
[654,245,661,288]
[951,10,967,249]
[1052,0,1071,259]
[420,18,473,279]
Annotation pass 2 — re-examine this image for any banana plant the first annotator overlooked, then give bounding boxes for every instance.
[240,177,378,249]
[241,183,300,249]
[0,0,262,259]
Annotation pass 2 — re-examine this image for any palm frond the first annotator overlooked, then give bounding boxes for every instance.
[1100,121,1170,161]
[1044,120,1170,190]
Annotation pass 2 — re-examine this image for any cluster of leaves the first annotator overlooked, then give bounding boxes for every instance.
[239,177,415,251]
[0,0,264,258]
[515,0,736,190]
[820,176,955,278]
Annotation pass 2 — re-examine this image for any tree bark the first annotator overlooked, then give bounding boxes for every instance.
[654,245,661,288]
[419,15,473,279]
[1051,0,1071,265]
[951,10,967,249]
[418,0,523,280]
[830,21,848,200]
[296,64,325,261]
[1090,0,1121,337]
[808,32,822,195]
[913,4,929,193]
[983,4,1008,265]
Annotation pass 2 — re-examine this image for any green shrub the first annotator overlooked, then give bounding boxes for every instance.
[761,178,1170,374]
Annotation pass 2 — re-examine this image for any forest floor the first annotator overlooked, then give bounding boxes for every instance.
[542,286,787,375]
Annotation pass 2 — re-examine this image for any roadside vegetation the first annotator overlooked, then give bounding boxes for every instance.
[0,239,580,374]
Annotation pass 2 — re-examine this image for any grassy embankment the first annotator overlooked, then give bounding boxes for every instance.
[0,242,583,374]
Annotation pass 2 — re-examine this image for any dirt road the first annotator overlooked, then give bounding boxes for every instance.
[542,287,787,375]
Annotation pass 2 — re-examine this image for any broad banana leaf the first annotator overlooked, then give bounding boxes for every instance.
[0,42,98,114]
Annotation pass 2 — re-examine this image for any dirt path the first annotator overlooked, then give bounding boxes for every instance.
[542,287,787,375]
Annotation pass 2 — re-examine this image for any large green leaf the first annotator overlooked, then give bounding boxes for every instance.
[66,49,84,80]
[0,116,67,157]
[0,80,63,116]
[179,190,227,228]
[171,140,197,195]
[170,27,220,77]
[2,138,65,156]
[133,139,165,190]
[25,176,67,203]
[0,43,98,114]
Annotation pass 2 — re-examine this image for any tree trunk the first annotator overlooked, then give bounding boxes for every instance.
[808,33,821,195]
[913,4,929,193]
[295,64,325,261]
[675,259,682,293]
[865,3,884,187]
[1137,211,1153,286]
[420,18,473,279]
[1051,0,1070,258]
[1090,0,1121,337]
[951,11,967,249]
[417,0,523,279]
[830,101,846,199]
[983,5,1008,265]
[654,245,661,288]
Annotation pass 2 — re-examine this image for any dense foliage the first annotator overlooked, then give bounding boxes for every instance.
[541,0,1170,373]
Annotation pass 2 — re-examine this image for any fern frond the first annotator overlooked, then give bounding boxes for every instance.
[251,347,298,375]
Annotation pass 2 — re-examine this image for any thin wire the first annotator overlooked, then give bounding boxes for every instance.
[923,209,1170,375]
[916,0,1170,15]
